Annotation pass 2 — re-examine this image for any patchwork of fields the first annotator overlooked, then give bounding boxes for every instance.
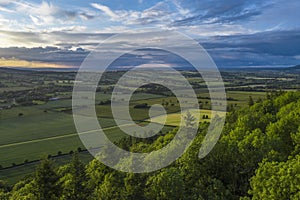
[0,84,266,184]
[0,92,179,183]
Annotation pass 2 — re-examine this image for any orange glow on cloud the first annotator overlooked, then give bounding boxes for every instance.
[0,58,73,68]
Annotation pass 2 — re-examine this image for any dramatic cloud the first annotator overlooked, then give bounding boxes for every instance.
[0,46,89,67]
[0,0,299,68]
[202,29,300,67]
[91,3,119,20]
[5,1,96,26]
[89,0,275,28]
[90,1,166,25]
[0,5,13,12]
[172,0,273,26]
[0,29,113,48]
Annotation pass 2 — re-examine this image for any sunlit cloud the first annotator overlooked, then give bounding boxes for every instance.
[91,3,119,20]
[0,5,13,12]
[0,58,74,68]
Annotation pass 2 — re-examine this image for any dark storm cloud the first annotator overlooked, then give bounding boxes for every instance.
[107,49,192,69]
[173,0,273,26]
[107,29,300,69]
[201,29,300,67]
[1,29,300,68]
[0,47,89,66]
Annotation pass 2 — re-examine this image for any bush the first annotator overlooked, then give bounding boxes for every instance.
[134,103,150,109]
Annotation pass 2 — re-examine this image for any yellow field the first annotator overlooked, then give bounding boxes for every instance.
[148,109,226,126]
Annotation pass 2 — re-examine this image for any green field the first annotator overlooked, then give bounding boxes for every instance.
[0,91,176,184]
[0,80,268,184]
[0,151,94,185]
[0,90,261,167]
[0,91,265,147]
[96,96,182,121]
[0,92,175,167]
[0,123,174,167]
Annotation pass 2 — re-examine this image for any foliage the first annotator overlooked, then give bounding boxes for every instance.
[250,155,300,200]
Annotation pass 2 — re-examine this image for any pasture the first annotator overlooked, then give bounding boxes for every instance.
[0,70,268,185]
[0,92,174,167]
[0,90,265,166]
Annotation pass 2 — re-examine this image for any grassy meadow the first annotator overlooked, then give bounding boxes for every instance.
[0,69,271,185]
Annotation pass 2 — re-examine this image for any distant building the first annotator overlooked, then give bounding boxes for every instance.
[0,105,11,110]
[12,98,16,105]
[49,97,59,101]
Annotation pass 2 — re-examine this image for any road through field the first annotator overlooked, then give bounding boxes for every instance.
[0,123,134,149]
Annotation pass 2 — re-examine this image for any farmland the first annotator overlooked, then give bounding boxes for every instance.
[0,67,299,184]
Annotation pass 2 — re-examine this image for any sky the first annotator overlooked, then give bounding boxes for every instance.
[0,0,299,68]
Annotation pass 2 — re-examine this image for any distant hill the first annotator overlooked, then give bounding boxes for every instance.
[238,64,300,71]
[287,64,300,70]
[0,66,78,72]
[272,64,300,72]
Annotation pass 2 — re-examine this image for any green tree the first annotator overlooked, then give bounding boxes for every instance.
[145,168,185,200]
[93,171,126,200]
[0,180,10,200]
[123,173,146,200]
[59,152,88,200]
[10,179,38,200]
[248,96,254,106]
[35,158,60,200]
[85,159,111,191]
[250,155,300,200]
